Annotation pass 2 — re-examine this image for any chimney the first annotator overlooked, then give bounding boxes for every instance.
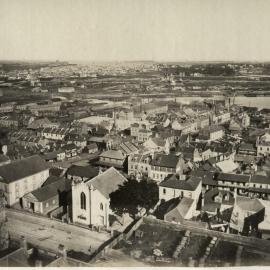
[179,174,186,181]
[58,244,67,260]
[20,236,28,251]
[201,192,205,207]
[233,188,237,199]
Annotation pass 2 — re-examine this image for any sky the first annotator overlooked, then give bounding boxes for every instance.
[0,0,270,62]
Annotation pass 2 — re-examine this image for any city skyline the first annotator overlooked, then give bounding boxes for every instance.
[1,0,270,62]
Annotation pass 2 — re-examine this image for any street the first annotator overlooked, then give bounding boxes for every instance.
[6,209,110,254]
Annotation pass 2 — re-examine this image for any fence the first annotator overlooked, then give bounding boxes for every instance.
[49,206,64,219]
[89,217,144,263]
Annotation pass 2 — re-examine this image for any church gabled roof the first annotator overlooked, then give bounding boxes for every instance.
[86,167,127,199]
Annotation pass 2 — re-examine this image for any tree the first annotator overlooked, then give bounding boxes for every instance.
[109,179,159,218]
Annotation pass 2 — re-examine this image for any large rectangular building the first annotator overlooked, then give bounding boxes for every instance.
[0,155,50,206]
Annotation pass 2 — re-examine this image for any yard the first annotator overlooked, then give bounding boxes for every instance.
[179,234,211,265]
[240,248,270,266]
[113,222,211,266]
[114,223,186,265]
[112,220,270,267]
[206,240,238,267]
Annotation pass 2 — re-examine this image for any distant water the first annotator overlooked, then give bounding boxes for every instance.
[153,96,270,109]
[234,96,270,109]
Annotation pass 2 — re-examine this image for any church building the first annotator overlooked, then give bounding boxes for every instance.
[71,167,127,228]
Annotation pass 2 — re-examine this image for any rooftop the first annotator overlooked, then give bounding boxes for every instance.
[166,197,194,220]
[159,175,201,191]
[216,173,250,183]
[235,196,264,212]
[0,155,49,184]
[31,177,71,202]
[66,165,99,179]
[250,175,270,185]
[151,154,180,168]
[86,167,127,199]
[99,150,126,160]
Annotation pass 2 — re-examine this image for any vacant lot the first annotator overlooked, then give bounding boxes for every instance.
[115,223,185,259]
[206,240,238,267]
[241,248,270,266]
[112,220,270,267]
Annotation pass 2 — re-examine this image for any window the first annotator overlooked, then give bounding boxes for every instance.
[53,200,56,204]
[163,188,166,195]
[80,192,86,210]
[46,202,49,208]
[100,203,103,211]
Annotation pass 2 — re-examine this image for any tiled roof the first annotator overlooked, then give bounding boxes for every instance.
[216,173,250,183]
[151,154,180,168]
[250,175,270,185]
[66,165,99,179]
[165,197,194,221]
[49,167,64,178]
[159,175,201,191]
[249,187,270,194]
[191,170,217,185]
[31,178,71,202]
[216,159,239,173]
[99,150,126,160]
[235,196,264,212]
[238,143,256,152]
[0,155,49,184]
[86,167,127,199]
[150,137,166,147]
[42,175,62,186]
[119,142,138,155]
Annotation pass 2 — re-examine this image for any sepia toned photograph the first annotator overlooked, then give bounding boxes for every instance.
[1,0,270,267]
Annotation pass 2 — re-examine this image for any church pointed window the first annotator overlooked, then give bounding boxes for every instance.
[80,192,86,210]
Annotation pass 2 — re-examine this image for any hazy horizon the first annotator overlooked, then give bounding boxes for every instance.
[1,0,270,62]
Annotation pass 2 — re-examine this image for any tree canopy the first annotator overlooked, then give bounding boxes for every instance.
[109,179,159,218]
